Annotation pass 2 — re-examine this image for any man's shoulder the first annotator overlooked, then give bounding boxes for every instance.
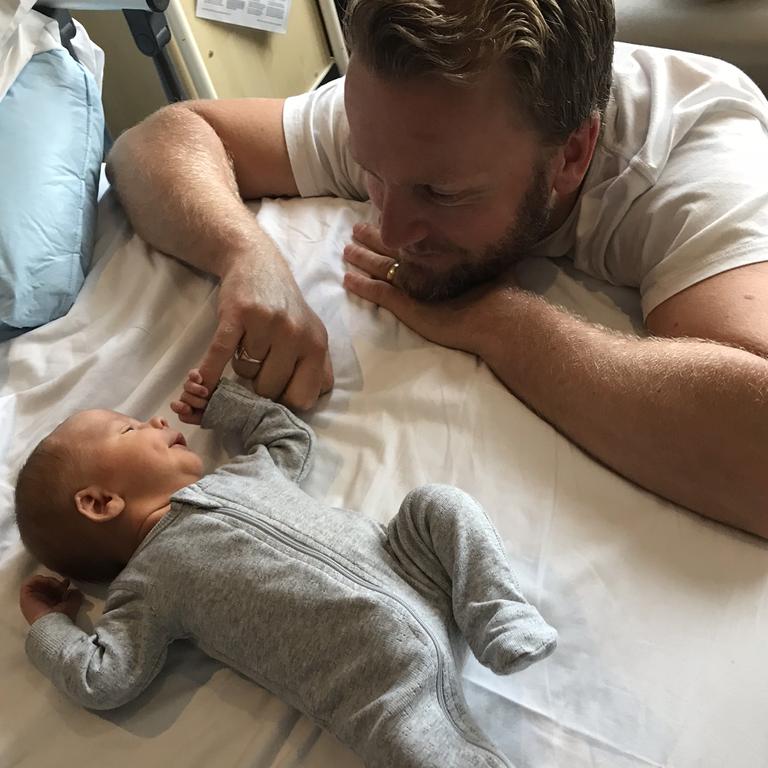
[286,75,346,118]
[609,42,767,123]
[600,42,768,169]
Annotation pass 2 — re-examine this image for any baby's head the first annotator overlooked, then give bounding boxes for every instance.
[15,410,203,581]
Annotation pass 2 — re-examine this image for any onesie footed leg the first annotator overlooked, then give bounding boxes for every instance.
[471,595,557,675]
[359,684,513,768]
[388,484,557,675]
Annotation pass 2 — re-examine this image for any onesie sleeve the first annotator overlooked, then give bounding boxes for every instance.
[201,378,315,483]
[25,588,171,710]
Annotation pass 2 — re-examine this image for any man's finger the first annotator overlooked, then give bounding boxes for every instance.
[197,320,242,391]
[320,352,334,395]
[281,359,323,412]
[251,346,298,402]
[343,242,394,281]
[352,222,397,258]
[343,270,408,314]
[343,271,444,346]
[230,333,270,377]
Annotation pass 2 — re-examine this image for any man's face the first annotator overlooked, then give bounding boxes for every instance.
[345,59,555,301]
[57,410,203,501]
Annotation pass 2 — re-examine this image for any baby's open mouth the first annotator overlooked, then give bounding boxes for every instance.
[169,432,187,449]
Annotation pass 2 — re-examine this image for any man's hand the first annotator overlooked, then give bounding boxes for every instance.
[343,222,517,355]
[171,368,211,425]
[109,101,331,411]
[20,575,82,626]
[196,257,334,415]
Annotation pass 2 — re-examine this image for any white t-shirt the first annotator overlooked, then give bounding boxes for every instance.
[283,42,768,318]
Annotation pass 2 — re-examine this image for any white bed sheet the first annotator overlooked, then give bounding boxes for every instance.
[1,192,767,768]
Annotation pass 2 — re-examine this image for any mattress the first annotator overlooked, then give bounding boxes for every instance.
[1,191,766,768]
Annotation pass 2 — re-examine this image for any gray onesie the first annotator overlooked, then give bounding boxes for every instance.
[25,380,557,768]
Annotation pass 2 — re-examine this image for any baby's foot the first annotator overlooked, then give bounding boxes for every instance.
[472,602,557,675]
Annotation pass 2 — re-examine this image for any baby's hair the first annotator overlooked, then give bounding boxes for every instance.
[15,428,122,582]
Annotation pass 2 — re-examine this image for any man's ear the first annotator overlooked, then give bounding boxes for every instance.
[550,114,601,197]
[74,487,125,523]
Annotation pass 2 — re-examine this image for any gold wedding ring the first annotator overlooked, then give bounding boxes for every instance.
[235,342,263,366]
[385,261,400,284]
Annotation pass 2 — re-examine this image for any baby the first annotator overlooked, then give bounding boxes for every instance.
[16,374,557,768]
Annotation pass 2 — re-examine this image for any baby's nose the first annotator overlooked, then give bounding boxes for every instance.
[148,416,169,429]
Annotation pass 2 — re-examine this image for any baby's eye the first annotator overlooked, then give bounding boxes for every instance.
[123,426,135,433]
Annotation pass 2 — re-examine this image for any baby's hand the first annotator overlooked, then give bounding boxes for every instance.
[20,575,82,626]
[170,368,211,425]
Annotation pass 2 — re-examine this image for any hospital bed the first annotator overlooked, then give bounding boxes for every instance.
[1,3,768,767]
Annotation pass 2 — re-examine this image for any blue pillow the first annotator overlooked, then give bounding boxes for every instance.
[0,47,104,338]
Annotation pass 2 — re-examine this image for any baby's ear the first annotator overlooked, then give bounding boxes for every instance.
[74,487,125,523]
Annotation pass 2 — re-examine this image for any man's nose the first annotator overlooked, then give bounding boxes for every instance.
[378,188,429,250]
[147,416,169,429]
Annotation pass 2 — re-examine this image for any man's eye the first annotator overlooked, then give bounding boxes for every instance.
[425,187,464,204]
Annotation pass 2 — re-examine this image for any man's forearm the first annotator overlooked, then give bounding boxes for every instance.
[475,290,768,536]
[106,104,274,277]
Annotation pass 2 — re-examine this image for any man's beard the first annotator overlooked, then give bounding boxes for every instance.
[394,165,553,302]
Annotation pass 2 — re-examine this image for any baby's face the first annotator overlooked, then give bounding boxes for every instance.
[56,410,204,501]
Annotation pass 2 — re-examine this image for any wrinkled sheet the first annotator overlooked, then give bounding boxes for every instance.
[1,193,766,768]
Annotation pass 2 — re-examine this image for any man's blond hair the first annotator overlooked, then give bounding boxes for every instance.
[344,0,615,143]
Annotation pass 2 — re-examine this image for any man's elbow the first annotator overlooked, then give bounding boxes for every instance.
[105,101,201,189]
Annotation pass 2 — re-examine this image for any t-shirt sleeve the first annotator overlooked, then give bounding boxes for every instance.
[282,77,369,201]
[611,108,768,319]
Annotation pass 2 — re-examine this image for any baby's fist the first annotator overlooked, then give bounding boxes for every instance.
[171,369,211,425]
[20,575,82,626]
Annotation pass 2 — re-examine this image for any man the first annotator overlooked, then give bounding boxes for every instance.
[106,0,768,537]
